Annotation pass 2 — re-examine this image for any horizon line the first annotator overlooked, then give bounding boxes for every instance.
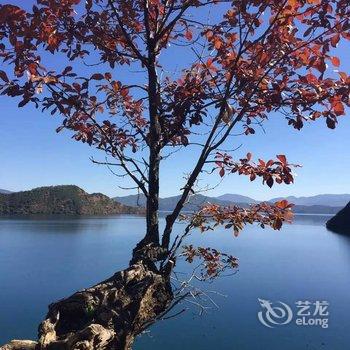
[2,184,350,201]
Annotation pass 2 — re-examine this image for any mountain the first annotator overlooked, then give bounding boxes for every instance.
[114,194,235,212]
[293,205,341,215]
[216,193,257,203]
[0,185,144,215]
[269,194,350,207]
[115,193,343,214]
[158,194,232,211]
[114,194,147,207]
[326,202,350,234]
[1,186,344,216]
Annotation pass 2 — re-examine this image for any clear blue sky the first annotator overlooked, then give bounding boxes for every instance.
[1,1,349,200]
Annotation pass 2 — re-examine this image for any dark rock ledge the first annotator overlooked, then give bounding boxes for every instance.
[326,202,350,235]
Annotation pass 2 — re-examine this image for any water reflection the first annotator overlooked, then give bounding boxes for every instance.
[293,214,331,226]
[1,214,350,350]
[0,214,145,234]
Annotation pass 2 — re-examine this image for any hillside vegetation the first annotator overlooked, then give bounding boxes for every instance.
[0,185,143,215]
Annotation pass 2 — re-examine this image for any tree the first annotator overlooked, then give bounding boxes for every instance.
[1,0,350,349]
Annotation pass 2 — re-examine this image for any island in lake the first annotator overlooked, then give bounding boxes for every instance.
[0,185,143,215]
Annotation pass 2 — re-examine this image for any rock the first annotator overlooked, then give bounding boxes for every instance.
[52,324,115,350]
[0,340,38,350]
[1,262,173,350]
[326,201,350,234]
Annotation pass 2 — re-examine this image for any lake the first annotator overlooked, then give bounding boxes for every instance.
[0,214,350,349]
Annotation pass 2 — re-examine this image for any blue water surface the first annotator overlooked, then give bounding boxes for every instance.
[0,214,349,349]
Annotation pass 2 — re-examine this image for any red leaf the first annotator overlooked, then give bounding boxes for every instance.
[219,168,225,177]
[120,88,129,98]
[330,34,340,48]
[339,72,348,81]
[185,30,193,41]
[18,99,29,107]
[305,73,317,84]
[214,38,222,50]
[333,101,345,116]
[112,81,121,91]
[276,199,289,209]
[181,135,189,146]
[206,58,217,72]
[266,176,274,188]
[314,58,326,73]
[91,73,104,80]
[62,66,73,75]
[56,125,65,133]
[331,56,340,67]
[0,70,9,82]
[326,117,336,129]
[273,218,283,230]
[277,154,287,164]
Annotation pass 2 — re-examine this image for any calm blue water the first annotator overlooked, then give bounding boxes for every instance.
[1,214,350,349]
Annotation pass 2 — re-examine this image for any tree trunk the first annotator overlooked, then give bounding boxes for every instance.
[144,45,161,247]
[145,145,160,245]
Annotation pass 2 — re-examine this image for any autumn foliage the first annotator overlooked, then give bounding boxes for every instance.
[0,0,350,273]
[215,152,299,188]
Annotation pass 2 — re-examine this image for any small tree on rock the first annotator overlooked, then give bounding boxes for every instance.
[1,0,350,348]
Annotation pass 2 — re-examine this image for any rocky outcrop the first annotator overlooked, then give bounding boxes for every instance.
[1,261,173,350]
[326,201,350,234]
[0,185,144,215]
[1,340,38,350]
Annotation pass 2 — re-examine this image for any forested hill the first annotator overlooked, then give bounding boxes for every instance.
[0,185,143,215]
